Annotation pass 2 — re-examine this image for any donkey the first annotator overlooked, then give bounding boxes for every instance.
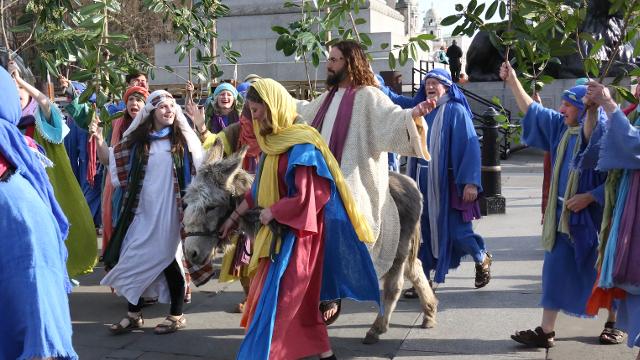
[182,140,437,344]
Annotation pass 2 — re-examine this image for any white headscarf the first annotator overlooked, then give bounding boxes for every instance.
[122,90,203,169]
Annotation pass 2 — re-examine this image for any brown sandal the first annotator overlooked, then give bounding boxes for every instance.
[320,299,342,325]
[154,316,187,335]
[109,315,144,335]
[511,326,555,348]
[600,321,625,345]
[475,252,492,288]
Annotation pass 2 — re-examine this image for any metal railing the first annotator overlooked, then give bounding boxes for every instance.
[411,63,522,159]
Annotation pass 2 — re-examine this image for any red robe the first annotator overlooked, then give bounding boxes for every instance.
[241,153,333,359]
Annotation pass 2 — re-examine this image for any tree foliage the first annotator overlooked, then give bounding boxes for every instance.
[444,0,640,102]
[1,0,240,117]
[271,0,435,92]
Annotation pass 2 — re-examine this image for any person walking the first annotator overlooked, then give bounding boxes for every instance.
[100,90,203,335]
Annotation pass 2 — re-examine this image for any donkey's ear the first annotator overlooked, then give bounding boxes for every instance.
[205,137,225,164]
[236,145,248,162]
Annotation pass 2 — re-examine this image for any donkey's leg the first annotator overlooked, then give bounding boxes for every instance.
[406,257,438,328]
[363,258,406,344]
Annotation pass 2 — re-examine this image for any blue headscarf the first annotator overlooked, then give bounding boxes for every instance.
[561,85,587,112]
[236,81,251,98]
[423,68,473,118]
[71,81,96,103]
[0,67,69,239]
[213,82,238,99]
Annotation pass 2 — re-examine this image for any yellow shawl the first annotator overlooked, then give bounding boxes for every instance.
[249,78,374,273]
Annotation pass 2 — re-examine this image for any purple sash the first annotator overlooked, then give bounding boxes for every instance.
[449,178,481,222]
[613,170,640,285]
[310,87,357,164]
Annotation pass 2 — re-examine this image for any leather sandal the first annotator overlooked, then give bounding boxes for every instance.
[320,299,342,325]
[109,315,143,335]
[154,315,187,335]
[600,321,625,345]
[475,252,492,288]
[511,326,555,348]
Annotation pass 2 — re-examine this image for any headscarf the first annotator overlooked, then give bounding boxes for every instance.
[122,90,203,169]
[561,85,587,112]
[0,66,68,239]
[243,73,261,84]
[250,78,374,253]
[236,82,251,98]
[213,82,238,99]
[123,86,149,104]
[423,68,473,118]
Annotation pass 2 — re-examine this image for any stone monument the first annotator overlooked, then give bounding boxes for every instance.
[153,0,426,89]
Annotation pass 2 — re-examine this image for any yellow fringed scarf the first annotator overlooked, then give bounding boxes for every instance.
[248,78,375,273]
[541,126,581,251]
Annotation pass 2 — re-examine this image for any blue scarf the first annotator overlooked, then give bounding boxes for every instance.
[149,126,172,140]
[0,68,68,240]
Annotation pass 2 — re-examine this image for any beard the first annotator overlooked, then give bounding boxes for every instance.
[326,67,347,87]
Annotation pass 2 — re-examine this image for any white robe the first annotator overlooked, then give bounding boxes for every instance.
[102,139,185,304]
[298,86,429,276]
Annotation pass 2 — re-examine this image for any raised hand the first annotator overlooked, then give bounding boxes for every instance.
[585,81,617,113]
[499,61,517,85]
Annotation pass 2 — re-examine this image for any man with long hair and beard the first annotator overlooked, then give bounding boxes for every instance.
[296,39,437,323]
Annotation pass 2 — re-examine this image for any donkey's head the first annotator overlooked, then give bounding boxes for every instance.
[183,139,254,265]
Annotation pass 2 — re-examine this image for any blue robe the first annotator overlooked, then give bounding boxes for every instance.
[387,92,485,283]
[523,103,607,316]
[578,108,640,347]
[237,144,381,359]
[0,67,77,359]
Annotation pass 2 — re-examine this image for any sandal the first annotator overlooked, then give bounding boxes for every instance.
[475,252,492,288]
[109,314,144,335]
[234,301,246,314]
[600,321,625,345]
[154,315,187,335]
[403,287,419,299]
[511,326,555,348]
[319,299,342,325]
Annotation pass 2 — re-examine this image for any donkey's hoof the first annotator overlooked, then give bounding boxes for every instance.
[362,332,380,344]
[421,318,437,329]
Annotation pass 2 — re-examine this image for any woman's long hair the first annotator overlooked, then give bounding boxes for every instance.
[127,109,188,157]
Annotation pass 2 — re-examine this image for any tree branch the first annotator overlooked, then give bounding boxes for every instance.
[598,0,638,82]
[0,0,12,56]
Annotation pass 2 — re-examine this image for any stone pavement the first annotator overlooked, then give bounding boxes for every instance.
[70,148,638,359]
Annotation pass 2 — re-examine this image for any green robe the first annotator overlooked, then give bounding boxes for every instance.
[28,104,97,277]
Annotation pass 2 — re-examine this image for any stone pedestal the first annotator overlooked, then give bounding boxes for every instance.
[152,0,427,86]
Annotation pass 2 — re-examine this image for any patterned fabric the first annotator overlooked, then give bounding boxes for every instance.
[107,140,214,285]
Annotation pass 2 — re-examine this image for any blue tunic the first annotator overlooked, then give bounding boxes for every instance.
[523,103,606,316]
[388,90,485,283]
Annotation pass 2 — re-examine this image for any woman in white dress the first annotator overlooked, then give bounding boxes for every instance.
[99,90,203,335]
